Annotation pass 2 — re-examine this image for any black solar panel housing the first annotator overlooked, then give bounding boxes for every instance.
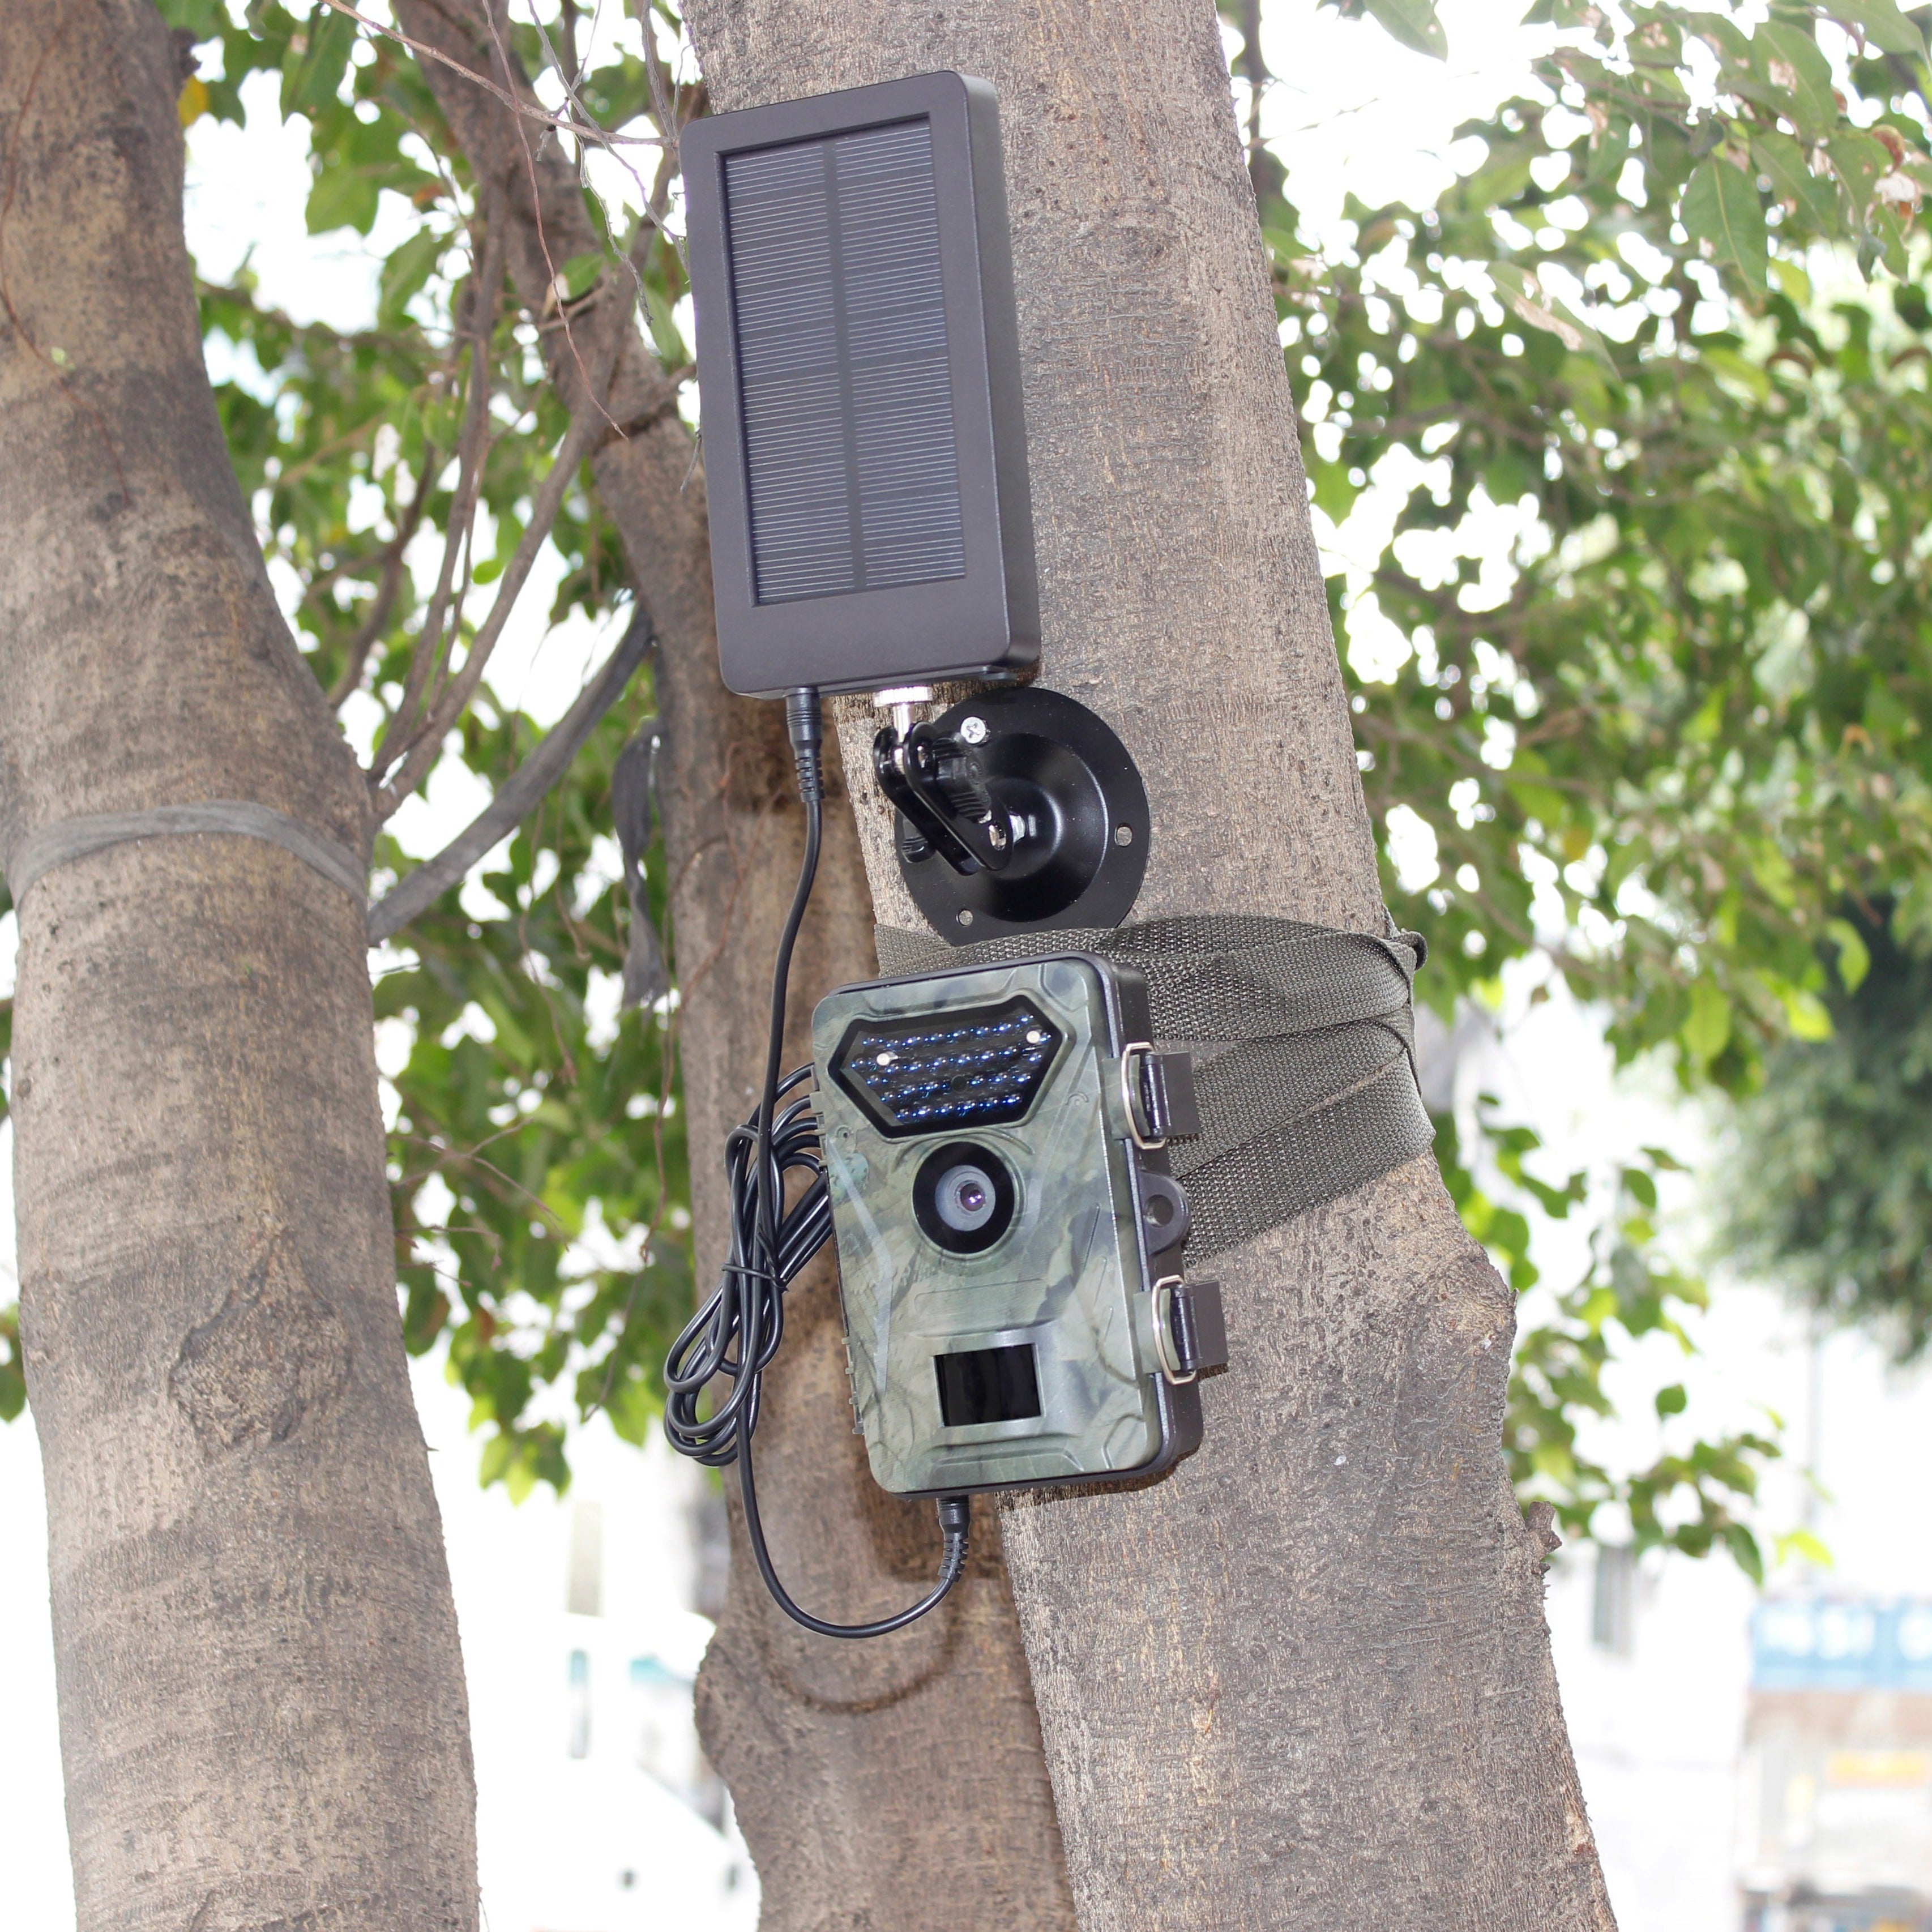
[682,74,1038,698]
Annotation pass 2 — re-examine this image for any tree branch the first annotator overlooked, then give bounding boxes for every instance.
[375,399,606,813]
[367,605,653,943]
[371,212,505,779]
[328,443,439,708]
[312,0,664,151]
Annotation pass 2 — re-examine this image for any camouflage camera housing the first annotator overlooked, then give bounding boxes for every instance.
[811,954,1220,1500]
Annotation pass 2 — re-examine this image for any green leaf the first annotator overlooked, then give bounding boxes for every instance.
[306,159,380,237]
[1682,686,1726,744]
[1363,0,1447,60]
[1724,1523,1766,1585]
[1687,11,1755,67]
[1871,204,1910,278]
[1821,0,1927,58]
[1828,131,1892,219]
[1775,1527,1834,1569]
[0,1305,23,1424]
[1490,261,1614,366]
[1752,130,1835,236]
[1683,156,1768,290]
[1770,257,1813,305]
[1521,0,1607,28]
[377,225,445,329]
[1781,984,1835,1040]
[1750,841,1799,909]
[1656,1383,1689,1417]
[1684,979,1733,1063]
[557,250,607,302]
[1825,917,1872,992]
[281,7,356,121]
[1702,347,1772,403]
[640,279,686,370]
[1310,459,1360,522]
[1754,22,1840,139]
[1749,131,1809,206]
[153,0,229,33]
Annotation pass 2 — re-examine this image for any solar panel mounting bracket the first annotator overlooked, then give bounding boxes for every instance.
[890,686,1151,942]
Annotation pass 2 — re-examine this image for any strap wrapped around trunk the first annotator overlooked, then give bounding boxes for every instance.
[875,913,1432,1264]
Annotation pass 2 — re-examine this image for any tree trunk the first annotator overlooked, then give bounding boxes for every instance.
[0,5,477,1927]
[394,7,1075,1925]
[685,1,1618,1926]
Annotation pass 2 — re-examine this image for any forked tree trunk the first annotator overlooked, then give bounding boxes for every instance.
[0,5,477,1927]
[394,6,1075,1925]
[686,1,1618,1926]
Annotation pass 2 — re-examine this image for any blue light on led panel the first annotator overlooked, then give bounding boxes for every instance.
[829,998,1062,1138]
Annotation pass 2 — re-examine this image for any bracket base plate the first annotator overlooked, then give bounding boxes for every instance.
[897,687,1149,944]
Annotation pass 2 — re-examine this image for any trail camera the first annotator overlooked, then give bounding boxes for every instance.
[680,72,1038,698]
[811,955,1226,1499]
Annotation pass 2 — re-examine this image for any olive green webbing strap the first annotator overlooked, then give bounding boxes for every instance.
[874,913,1434,1263]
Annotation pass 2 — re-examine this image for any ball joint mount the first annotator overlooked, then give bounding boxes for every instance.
[871,685,1152,944]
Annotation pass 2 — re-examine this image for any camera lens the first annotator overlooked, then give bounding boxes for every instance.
[934,1165,996,1233]
[913,1142,1016,1254]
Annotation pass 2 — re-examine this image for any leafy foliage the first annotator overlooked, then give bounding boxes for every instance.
[1439,1106,1776,1572]
[1239,0,1932,1557]
[0,1302,20,1428]
[1263,3,1932,1087]
[1722,901,1932,1356]
[374,708,691,1502]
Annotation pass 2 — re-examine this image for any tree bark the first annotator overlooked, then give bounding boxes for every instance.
[0,5,477,1927]
[685,1,1618,1926]
[393,7,1075,1926]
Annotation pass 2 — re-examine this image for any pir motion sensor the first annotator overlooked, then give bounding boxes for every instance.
[659,72,1230,1639]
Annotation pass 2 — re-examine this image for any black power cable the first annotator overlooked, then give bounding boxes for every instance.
[664,687,971,1639]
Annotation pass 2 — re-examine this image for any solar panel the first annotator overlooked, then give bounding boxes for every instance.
[680,73,1038,697]
[723,121,967,604]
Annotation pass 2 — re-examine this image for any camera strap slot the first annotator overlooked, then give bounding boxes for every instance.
[1153,1277,1228,1386]
[1121,1044,1202,1149]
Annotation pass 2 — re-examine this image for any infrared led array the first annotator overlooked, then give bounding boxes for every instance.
[831,999,1062,1137]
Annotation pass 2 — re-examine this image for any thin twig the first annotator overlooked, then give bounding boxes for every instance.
[373,207,506,779]
[525,0,654,213]
[313,0,664,149]
[376,401,605,812]
[476,0,621,434]
[328,443,439,708]
[271,410,391,493]
[523,0,682,347]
